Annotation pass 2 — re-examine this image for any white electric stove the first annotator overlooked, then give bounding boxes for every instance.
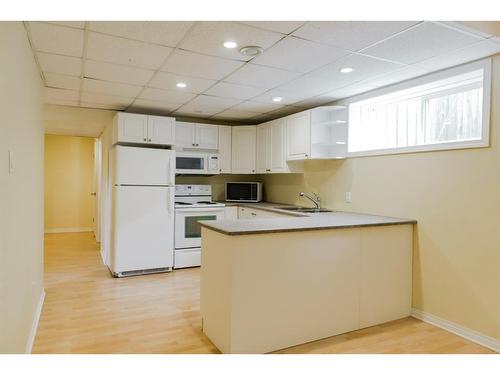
[174,185,225,268]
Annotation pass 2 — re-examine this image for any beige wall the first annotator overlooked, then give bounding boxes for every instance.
[262,55,500,340]
[44,135,95,232]
[0,22,44,353]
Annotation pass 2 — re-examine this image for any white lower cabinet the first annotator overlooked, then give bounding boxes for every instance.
[231,126,256,174]
[224,206,238,220]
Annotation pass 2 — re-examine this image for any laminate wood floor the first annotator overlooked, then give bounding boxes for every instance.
[33,232,494,354]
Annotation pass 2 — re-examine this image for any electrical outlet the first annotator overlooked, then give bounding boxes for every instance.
[345,192,352,203]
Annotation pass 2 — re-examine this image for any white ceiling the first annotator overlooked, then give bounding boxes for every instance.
[27,21,500,128]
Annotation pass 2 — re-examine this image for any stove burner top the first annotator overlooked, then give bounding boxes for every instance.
[196,201,216,205]
[175,202,192,205]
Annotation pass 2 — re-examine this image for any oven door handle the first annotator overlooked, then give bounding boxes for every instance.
[175,207,225,213]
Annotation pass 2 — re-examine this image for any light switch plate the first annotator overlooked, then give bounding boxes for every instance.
[345,191,352,203]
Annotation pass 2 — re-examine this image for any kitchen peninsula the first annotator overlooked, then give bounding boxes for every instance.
[200,208,417,353]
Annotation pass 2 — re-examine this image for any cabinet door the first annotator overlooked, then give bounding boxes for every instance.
[218,125,232,174]
[147,115,175,145]
[270,119,288,173]
[286,111,311,160]
[176,122,196,148]
[256,123,270,173]
[231,126,256,174]
[116,113,148,144]
[196,124,219,149]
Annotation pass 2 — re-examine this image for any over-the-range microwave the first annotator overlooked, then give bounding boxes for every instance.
[175,151,219,175]
[225,182,263,202]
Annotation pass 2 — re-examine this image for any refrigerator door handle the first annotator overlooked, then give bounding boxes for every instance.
[168,190,173,215]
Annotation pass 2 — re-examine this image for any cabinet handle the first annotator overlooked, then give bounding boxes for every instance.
[192,143,195,146]
[266,169,271,172]
[148,139,152,142]
[251,213,257,216]
[143,138,147,141]
[252,169,255,173]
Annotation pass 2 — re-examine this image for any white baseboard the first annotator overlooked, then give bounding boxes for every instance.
[45,227,92,233]
[25,289,45,354]
[411,308,500,353]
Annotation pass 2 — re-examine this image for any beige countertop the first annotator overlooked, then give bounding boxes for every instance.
[201,201,417,235]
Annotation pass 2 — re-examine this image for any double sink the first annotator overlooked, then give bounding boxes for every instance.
[276,206,333,213]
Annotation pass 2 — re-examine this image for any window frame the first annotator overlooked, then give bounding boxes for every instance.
[339,58,492,158]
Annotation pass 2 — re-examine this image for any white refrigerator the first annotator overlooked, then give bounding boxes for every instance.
[109,145,175,277]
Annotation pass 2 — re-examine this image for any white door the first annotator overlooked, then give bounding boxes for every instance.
[147,115,175,145]
[175,207,225,249]
[256,123,270,173]
[196,124,219,149]
[176,122,196,148]
[287,111,311,160]
[117,113,148,143]
[231,126,256,174]
[270,118,288,173]
[113,146,175,186]
[218,125,232,173]
[111,186,174,273]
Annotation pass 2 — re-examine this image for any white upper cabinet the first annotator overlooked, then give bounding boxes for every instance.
[286,111,311,160]
[256,123,270,173]
[175,122,218,150]
[175,122,196,148]
[231,126,256,174]
[257,119,289,173]
[286,106,348,160]
[218,125,232,174]
[114,112,175,146]
[196,124,219,149]
[147,115,175,145]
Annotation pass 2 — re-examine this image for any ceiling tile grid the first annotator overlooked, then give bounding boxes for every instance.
[25,20,500,129]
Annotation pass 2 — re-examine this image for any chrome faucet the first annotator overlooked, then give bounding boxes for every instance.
[299,192,321,210]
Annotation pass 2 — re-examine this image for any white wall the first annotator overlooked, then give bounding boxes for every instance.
[0,22,44,353]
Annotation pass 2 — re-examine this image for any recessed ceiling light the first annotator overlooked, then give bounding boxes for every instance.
[272,97,283,103]
[223,41,238,49]
[176,82,187,88]
[340,67,353,73]
[239,45,264,57]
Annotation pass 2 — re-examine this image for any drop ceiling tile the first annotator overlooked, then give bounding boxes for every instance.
[37,53,82,76]
[415,39,500,71]
[250,106,304,122]
[87,32,172,70]
[161,49,244,80]
[45,87,80,102]
[82,78,143,98]
[361,22,483,65]
[292,96,337,108]
[130,99,180,112]
[178,21,284,61]
[84,60,155,86]
[439,22,494,39]
[45,73,81,90]
[251,89,311,105]
[230,101,285,113]
[187,95,242,110]
[80,102,126,111]
[89,21,194,46]
[28,22,84,57]
[204,82,267,100]
[139,87,196,104]
[251,36,350,73]
[45,21,86,29]
[360,66,429,88]
[149,71,216,93]
[80,92,134,107]
[292,21,420,51]
[224,64,301,88]
[240,21,306,34]
[174,104,222,117]
[211,109,260,120]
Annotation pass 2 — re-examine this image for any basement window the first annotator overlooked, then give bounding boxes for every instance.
[346,59,491,156]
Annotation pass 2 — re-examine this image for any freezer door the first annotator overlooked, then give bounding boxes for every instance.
[111,186,174,273]
[113,145,175,186]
